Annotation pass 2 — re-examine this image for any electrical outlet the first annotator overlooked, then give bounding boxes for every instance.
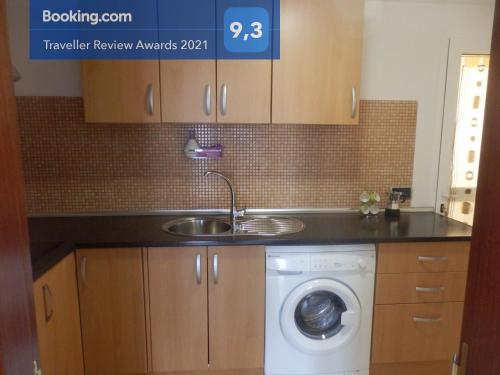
[391,187,412,200]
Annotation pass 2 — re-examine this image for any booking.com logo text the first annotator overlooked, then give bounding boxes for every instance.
[42,10,133,26]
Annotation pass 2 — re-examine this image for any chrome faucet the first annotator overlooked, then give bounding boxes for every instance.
[204,171,245,230]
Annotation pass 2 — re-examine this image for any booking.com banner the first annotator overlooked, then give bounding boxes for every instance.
[30,0,280,59]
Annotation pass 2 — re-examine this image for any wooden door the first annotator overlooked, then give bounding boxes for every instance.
[272,0,364,125]
[459,2,500,374]
[76,248,148,375]
[148,247,209,373]
[208,246,265,370]
[160,61,217,123]
[0,0,39,373]
[217,61,271,124]
[33,254,84,375]
[82,60,161,123]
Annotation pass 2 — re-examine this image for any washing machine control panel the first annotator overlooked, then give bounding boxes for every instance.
[267,252,375,273]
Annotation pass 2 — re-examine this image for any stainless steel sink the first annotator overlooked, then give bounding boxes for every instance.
[162,215,305,237]
[162,217,232,236]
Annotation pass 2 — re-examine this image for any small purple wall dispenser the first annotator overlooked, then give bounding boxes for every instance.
[184,130,223,160]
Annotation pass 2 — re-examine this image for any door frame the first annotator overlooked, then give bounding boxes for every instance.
[0,0,38,374]
[435,34,492,215]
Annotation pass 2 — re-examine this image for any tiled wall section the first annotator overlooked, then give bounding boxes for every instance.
[17,97,417,214]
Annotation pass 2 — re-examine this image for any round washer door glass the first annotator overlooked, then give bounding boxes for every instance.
[280,279,361,354]
[295,290,347,340]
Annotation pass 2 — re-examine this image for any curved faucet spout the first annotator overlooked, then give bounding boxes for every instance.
[204,171,244,230]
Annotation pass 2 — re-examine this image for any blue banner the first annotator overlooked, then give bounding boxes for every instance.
[30,0,280,59]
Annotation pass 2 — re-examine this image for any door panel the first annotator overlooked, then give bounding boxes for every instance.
[208,246,265,370]
[76,248,148,375]
[272,0,364,125]
[33,254,84,375]
[82,60,161,123]
[217,61,271,124]
[148,247,209,373]
[460,4,500,374]
[161,61,217,123]
[0,0,38,372]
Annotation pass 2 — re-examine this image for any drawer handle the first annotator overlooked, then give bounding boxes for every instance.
[413,316,442,323]
[416,286,445,293]
[417,256,449,262]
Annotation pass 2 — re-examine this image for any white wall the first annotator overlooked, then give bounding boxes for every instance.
[6,0,495,208]
[361,0,494,207]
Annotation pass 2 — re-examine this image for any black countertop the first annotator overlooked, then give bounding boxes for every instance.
[29,212,472,280]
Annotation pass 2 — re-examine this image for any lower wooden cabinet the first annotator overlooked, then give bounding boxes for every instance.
[208,246,265,370]
[148,247,209,372]
[76,248,148,375]
[372,242,470,375]
[147,246,265,373]
[33,253,84,375]
[372,302,464,363]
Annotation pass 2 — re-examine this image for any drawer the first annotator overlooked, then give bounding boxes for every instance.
[375,272,467,304]
[377,242,470,274]
[371,302,464,364]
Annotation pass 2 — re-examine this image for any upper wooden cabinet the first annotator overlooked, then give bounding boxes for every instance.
[272,0,365,125]
[33,253,84,375]
[216,61,271,124]
[160,61,217,123]
[76,248,148,375]
[82,60,161,123]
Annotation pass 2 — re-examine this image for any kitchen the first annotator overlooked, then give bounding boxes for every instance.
[0,1,499,375]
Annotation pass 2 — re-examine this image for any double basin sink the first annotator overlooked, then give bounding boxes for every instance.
[163,215,305,237]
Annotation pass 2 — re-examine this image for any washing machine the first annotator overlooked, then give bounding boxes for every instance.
[265,245,376,375]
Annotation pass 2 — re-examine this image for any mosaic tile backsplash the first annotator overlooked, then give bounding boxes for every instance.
[17,97,417,215]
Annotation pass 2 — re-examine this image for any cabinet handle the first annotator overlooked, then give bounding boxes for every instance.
[42,284,54,323]
[220,84,227,116]
[195,254,202,284]
[351,87,357,118]
[413,316,442,323]
[416,286,445,293]
[79,256,87,286]
[204,85,212,116]
[418,256,449,262]
[146,83,154,115]
[213,253,219,284]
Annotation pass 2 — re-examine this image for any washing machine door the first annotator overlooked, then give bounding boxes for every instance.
[280,278,361,354]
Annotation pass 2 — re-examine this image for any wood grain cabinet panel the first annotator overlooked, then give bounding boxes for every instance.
[76,248,148,375]
[148,247,209,373]
[208,246,265,370]
[377,242,470,274]
[371,302,464,364]
[33,253,84,375]
[375,272,468,304]
[82,60,161,123]
[160,61,217,123]
[272,0,364,125]
[217,61,271,124]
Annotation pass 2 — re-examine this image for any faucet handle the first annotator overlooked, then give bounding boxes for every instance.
[236,208,246,218]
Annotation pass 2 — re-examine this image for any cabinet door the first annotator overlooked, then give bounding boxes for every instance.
[33,253,84,375]
[217,60,271,124]
[371,302,464,364]
[148,247,209,372]
[272,0,364,125]
[208,246,265,370]
[160,61,217,123]
[76,248,148,375]
[82,61,161,123]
